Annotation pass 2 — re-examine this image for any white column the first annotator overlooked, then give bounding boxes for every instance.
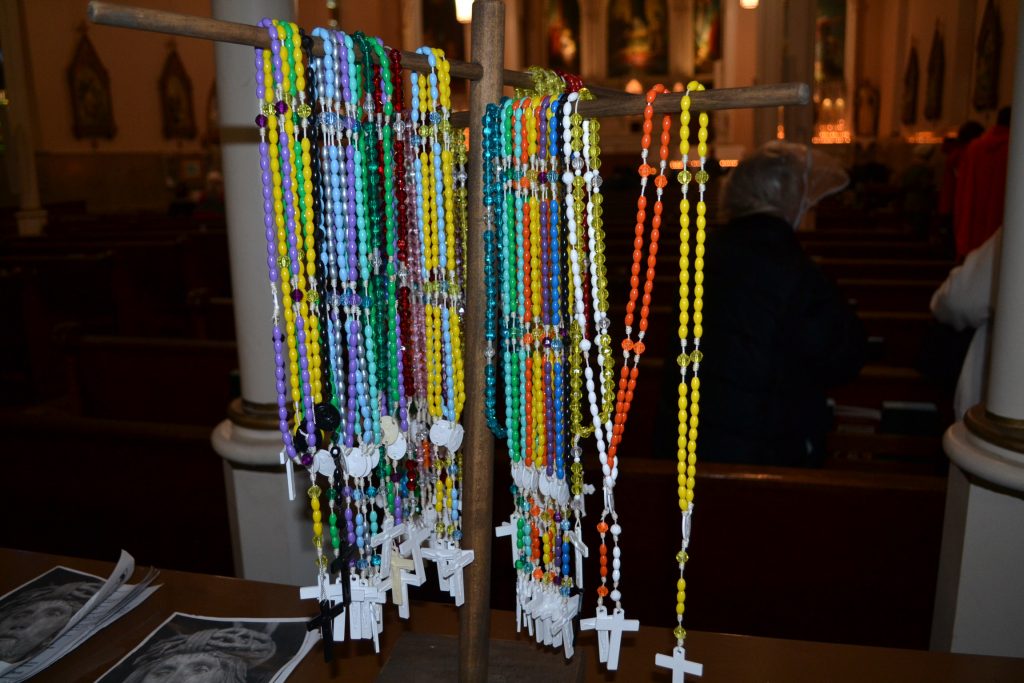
[578,0,608,82]
[209,0,316,586]
[931,5,1024,658]
[753,0,783,146]
[0,0,46,236]
[986,23,1024,420]
[668,0,693,78]
[503,0,523,70]
[400,0,422,52]
[782,0,814,146]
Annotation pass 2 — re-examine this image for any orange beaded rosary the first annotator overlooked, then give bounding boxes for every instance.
[595,84,672,607]
[581,84,673,672]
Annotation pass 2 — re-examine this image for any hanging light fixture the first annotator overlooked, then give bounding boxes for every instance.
[740,0,759,8]
[455,0,474,24]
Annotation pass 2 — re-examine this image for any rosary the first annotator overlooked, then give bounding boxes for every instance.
[255,21,472,659]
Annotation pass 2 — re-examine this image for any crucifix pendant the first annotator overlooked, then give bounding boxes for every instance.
[329,538,360,606]
[304,597,346,661]
[580,605,639,670]
[655,645,704,683]
[299,580,347,650]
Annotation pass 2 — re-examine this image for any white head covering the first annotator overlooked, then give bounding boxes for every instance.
[723,141,849,227]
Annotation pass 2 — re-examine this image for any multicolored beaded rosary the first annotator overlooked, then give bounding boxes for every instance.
[485,68,588,657]
[255,23,472,659]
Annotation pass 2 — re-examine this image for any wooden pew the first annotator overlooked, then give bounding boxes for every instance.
[861,310,932,366]
[828,364,947,409]
[839,278,940,312]
[603,259,949,302]
[815,257,952,281]
[64,333,239,425]
[0,410,233,576]
[187,289,237,340]
[825,431,945,474]
[0,268,69,404]
[1,231,231,336]
[801,239,947,260]
[0,251,117,330]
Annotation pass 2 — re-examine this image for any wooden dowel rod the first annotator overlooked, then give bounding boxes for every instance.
[501,68,628,100]
[459,2,504,681]
[87,1,483,81]
[449,81,810,128]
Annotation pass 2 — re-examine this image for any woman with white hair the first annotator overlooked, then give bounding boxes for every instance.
[693,141,866,467]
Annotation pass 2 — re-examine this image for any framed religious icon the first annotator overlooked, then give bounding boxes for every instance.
[67,32,116,139]
[693,0,721,75]
[901,45,919,126]
[607,0,668,78]
[854,80,879,138]
[159,45,197,140]
[924,23,945,121]
[203,81,219,146]
[973,0,1001,111]
[546,0,580,73]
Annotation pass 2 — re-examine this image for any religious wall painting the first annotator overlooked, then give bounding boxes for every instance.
[693,0,721,75]
[814,0,845,84]
[422,0,465,63]
[854,80,879,138]
[67,32,116,140]
[973,0,1001,111]
[924,23,944,122]
[159,45,197,140]
[901,45,919,126]
[607,0,668,78]
[546,0,580,73]
[0,48,7,155]
[203,81,219,146]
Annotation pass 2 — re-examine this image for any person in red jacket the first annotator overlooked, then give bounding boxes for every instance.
[954,107,1010,259]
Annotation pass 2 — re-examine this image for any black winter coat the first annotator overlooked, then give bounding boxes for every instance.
[682,213,866,467]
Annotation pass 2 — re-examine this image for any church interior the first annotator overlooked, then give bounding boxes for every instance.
[1,0,1023,680]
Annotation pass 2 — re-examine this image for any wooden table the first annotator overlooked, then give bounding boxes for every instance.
[3,548,1022,682]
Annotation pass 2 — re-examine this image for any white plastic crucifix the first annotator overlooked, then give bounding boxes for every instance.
[655,646,704,683]
[494,513,520,566]
[389,549,423,619]
[579,605,639,670]
[398,522,432,579]
[422,546,475,605]
[566,522,588,588]
[369,519,406,577]
[556,593,582,659]
[348,574,386,652]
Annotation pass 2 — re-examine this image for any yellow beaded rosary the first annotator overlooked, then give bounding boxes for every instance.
[656,81,708,682]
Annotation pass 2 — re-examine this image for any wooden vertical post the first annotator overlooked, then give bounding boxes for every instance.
[460,2,504,681]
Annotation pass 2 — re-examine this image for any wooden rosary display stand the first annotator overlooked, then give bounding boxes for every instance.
[86,2,808,680]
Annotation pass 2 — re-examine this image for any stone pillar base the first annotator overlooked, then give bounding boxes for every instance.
[212,399,316,586]
[931,420,1024,657]
[15,208,47,237]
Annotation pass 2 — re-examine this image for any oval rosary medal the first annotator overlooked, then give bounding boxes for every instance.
[386,433,408,461]
[381,416,400,446]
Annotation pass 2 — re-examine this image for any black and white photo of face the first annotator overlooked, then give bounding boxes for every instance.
[0,598,76,662]
[98,613,315,683]
[138,652,230,683]
[0,570,101,665]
